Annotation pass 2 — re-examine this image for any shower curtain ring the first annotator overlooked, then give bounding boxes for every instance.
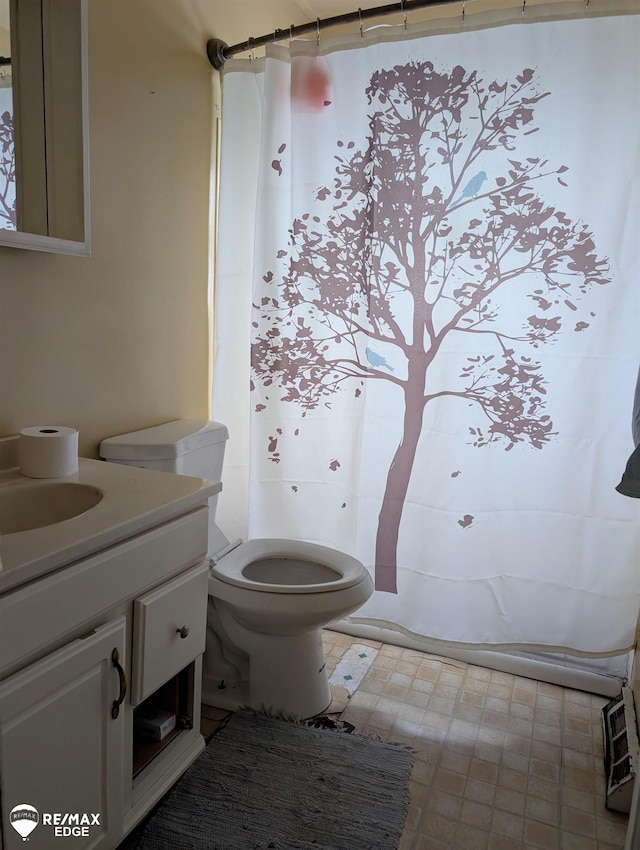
[461,1,465,23]
[401,0,408,30]
[358,7,364,40]
[521,0,526,13]
[247,36,255,61]
[316,17,321,45]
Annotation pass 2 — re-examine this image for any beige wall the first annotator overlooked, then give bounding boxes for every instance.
[0,0,304,457]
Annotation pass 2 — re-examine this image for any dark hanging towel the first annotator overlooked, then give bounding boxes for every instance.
[617,444,640,498]
[616,366,640,498]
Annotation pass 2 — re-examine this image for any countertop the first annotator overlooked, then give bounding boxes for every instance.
[0,458,220,594]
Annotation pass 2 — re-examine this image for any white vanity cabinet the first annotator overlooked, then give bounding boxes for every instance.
[0,497,213,850]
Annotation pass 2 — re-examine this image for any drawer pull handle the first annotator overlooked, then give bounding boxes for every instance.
[176,625,190,639]
[111,648,127,719]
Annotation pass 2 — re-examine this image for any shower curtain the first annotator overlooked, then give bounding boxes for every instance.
[212,6,640,671]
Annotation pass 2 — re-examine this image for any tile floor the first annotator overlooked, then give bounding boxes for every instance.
[319,629,630,850]
[129,629,630,850]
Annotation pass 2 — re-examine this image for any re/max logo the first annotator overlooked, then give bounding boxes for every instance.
[9,804,102,841]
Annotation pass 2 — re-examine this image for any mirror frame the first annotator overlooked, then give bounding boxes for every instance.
[0,0,90,255]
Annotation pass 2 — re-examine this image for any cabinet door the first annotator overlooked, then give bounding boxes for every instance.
[0,618,126,850]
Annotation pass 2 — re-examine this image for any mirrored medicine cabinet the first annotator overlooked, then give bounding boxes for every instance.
[0,0,89,255]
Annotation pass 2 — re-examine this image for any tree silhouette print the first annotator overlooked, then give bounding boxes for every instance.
[251,61,611,593]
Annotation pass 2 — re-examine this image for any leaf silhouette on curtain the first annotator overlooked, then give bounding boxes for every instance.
[251,61,611,593]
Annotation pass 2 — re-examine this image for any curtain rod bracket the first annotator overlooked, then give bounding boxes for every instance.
[207,38,229,71]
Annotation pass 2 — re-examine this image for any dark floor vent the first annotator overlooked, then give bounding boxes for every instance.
[602,686,639,813]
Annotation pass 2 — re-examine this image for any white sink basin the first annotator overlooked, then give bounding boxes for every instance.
[0,482,104,534]
[0,457,221,593]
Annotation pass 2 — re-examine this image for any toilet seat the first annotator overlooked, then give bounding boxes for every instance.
[211,538,367,594]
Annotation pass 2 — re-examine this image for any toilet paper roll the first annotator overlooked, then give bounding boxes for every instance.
[18,426,79,478]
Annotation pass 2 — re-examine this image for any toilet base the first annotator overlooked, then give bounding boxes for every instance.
[201,628,331,719]
[201,676,251,713]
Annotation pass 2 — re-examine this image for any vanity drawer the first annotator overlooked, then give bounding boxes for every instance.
[131,562,209,705]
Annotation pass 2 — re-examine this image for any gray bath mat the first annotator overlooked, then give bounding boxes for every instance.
[135,709,413,850]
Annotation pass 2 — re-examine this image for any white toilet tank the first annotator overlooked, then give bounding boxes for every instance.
[100,419,228,477]
[100,419,229,553]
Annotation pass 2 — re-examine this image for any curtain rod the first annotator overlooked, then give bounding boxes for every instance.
[206,0,463,69]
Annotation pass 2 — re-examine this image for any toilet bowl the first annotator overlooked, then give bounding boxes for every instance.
[99,420,374,719]
[206,538,373,718]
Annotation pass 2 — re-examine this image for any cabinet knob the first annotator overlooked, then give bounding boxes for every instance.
[176,625,190,639]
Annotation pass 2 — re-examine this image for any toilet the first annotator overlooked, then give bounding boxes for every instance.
[99,419,374,718]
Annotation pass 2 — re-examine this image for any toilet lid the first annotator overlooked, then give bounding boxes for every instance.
[210,539,368,594]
